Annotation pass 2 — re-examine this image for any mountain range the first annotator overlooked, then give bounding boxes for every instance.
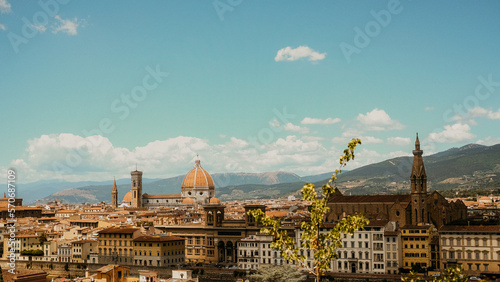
[24,143,500,204]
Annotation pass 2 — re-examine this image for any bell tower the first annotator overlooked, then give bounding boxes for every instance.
[111,177,118,209]
[131,169,143,208]
[410,133,428,224]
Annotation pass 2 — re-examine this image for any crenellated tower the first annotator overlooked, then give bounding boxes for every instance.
[410,133,428,224]
[111,177,118,208]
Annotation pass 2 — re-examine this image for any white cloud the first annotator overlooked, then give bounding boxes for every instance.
[427,123,476,143]
[477,137,500,146]
[283,123,309,134]
[301,117,341,125]
[11,133,346,183]
[362,136,383,144]
[275,46,326,62]
[452,107,500,123]
[425,106,434,111]
[0,0,11,13]
[357,108,404,131]
[269,119,281,128]
[52,15,82,35]
[387,137,411,146]
[33,25,47,33]
[488,109,500,119]
[332,134,382,145]
[0,23,6,31]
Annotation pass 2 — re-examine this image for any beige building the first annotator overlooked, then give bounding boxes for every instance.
[440,225,500,275]
[132,235,185,267]
[71,239,98,264]
[98,227,141,265]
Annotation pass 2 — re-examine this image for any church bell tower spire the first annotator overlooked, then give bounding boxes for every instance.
[410,133,428,225]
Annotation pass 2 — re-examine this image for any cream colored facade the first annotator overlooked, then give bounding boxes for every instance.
[98,227,140,265]
[440,225,500,275]
[132,235,185,267]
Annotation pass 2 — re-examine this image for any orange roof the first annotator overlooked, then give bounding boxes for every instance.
[123,191,132,202]
[181,159,215,188]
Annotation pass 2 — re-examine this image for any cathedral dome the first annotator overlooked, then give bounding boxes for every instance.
[209,197,221,204]
[122,191,132,203]
[181,159,215,189]
[182,197,194,205]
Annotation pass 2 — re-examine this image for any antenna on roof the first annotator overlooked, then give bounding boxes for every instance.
[136,163,138,171]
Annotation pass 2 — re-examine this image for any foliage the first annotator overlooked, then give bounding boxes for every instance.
[249,265,306,282]
[401,265,467,282]
[38,232,47,245]
[248,139,368,282]
[20,249,43,256]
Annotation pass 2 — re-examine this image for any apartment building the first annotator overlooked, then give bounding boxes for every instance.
[98,227,141,265]
[401,224,439,271]
[132,235,185,267]
[440,225,500,275]
[237,234,274,270]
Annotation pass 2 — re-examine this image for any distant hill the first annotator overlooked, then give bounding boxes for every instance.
[35,143,500,203]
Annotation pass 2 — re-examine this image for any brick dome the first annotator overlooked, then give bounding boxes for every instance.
[122,191,132,203]
[181,159,215,189]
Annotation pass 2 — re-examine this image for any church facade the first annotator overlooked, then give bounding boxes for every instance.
[326,135,467,228]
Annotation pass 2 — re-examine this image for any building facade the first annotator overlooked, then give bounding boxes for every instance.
[132,235,185,267]
[440,225,500,275]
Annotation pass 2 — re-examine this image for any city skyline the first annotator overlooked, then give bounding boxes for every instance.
[1,1,500,183]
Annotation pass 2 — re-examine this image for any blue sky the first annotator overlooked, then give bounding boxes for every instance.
[1,0,500,183]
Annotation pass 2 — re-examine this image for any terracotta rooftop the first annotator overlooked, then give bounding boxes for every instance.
[329,195,411,203]
[439,225,500,232]
[366,219,389,227]
[133,235,185,242]
[98,227,139,234]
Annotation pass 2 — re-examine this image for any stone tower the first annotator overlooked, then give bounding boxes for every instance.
[131,169,143,208]
[410,133,428,225]
[111,177,118,208]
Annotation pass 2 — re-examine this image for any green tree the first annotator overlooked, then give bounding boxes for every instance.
[249,265,306,282]
[38,232,47,245]
[401,265,467,282]
[248,138,368,282]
